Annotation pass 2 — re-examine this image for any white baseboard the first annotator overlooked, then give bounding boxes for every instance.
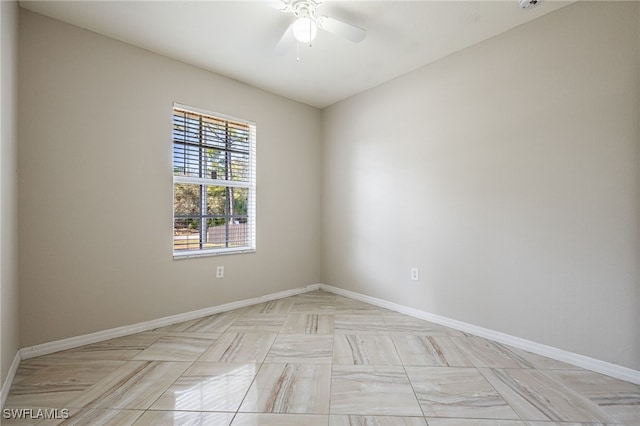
[319,284,640,385]
[7,281,638,396]
[1,350,21,408]
[20,284,320,361]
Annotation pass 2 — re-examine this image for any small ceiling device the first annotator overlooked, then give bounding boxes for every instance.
[274,0,367,54]
[519,0,540,9]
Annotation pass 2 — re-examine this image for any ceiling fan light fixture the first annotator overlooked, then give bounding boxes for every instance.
[292,17,317,43]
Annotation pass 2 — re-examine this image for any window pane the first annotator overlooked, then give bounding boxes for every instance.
[173,143,201,178]
[174,184,201,215]
[173,108,252,182]
[173,217,201,251]
[231,187,249,219]
[205,186,249,219]
[229,152,251,181]
[206,186,226,217]
[203,148,227,181]
[205,217,249,248]
[174,184,250,250]
[204,185,250,248]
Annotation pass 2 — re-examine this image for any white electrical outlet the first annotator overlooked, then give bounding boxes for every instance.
[216,266,224,279]
[411,267,419,281]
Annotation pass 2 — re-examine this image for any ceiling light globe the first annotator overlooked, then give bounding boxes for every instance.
[292,17,317,43]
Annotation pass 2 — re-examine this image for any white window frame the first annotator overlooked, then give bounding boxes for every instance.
[172,103,256,258]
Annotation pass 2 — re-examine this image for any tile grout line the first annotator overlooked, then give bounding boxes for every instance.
[445,333,528,424]
[383,312,429,423]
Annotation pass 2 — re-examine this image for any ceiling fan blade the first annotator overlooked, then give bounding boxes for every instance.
[317,16,366,43]
[274,25,295,55]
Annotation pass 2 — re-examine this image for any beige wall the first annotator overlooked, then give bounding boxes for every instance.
[322,1,640,370]
[1,0,20,387]
[12,1,640,373]
[18,9,322,347]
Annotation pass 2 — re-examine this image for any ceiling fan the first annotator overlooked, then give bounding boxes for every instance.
[273,0,367,55]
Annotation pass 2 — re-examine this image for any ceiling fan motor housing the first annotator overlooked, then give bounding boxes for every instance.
[289,0,321,19]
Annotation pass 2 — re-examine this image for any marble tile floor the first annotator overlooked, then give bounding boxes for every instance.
[3,290,639,425]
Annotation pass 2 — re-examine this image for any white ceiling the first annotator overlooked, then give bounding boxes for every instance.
[19,0,574,108]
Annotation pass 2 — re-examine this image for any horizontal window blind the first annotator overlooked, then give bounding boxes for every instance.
[172,104,256,257]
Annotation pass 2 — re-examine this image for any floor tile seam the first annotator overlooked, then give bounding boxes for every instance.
[61,361,167,410]
[486,341,538,370]
[4,386,84,402]
[13,359,130,378]
[442,332,519,371]
[483,366,585,371]
[475,367,528,423]
[132,339,218,363]
[16,343,154,363]
[426,412,525,422]
[480,367,617,423]
[192,334,221,362]
[328,348,336,420]
[526,366,618,400]
[197,330,279,363]
[538,368,633,405]
[229,329,280,416]
[524,368,625,423]
[380,313,441,369]
[154,332,219,343]
[65,407,146,425]
[387,330,428,420]
[436,333,472,367]
[328,297,351,418]
[134,409,238,426]
[400,365,526,422]
[77,407,146,413]
[139,359,197,413]
[149,407,240,412]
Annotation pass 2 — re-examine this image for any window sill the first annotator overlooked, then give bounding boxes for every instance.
[173,247,256,260]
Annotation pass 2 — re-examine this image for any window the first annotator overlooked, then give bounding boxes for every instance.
[172,103,256,257]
